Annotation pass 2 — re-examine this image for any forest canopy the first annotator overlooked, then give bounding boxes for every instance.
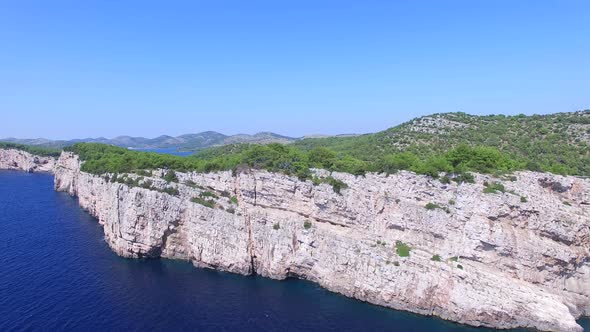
[62,142,525,182]
[4,111,590,179]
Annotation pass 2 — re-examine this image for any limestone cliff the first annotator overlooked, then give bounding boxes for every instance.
[0,149,55,172]
[3,149,590,331]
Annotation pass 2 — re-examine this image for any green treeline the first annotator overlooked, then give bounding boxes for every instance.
[4,110,590,178]
[0,142,61,157]
[64,142,524,182]
[292,111,590,176]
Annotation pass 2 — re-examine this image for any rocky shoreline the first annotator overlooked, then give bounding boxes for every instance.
[2,148,589,332]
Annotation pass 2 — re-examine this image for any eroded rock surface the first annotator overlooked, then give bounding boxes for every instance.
[3,149,589,331]
[0,149,55,172]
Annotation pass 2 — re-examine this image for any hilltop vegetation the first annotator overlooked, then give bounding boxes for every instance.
[293,111,590,176]
[65,140,521,184]
[5,110,590,179]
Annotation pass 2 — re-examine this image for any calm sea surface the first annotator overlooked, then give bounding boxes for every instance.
[0,171,587,331]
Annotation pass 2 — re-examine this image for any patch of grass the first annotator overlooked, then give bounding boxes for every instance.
[483,181,506,194]
[191,196,215,208]
[449,256,459,262]
[431,254,442,262]
[230,196,239,205]
[396,240,411,257]
[220,190,231,198]
[303,220,312,229]
[159,186,179,196]
[200,191,218,199]
[425,202,442,210]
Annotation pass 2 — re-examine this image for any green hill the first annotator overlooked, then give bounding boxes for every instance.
[292,111,590,176]
[4,110,589,179]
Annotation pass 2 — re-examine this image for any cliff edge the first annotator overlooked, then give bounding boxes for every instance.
[47,151,589,332]
[0,148,588,331]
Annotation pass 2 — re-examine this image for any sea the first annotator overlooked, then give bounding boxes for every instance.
[0,170,587,331]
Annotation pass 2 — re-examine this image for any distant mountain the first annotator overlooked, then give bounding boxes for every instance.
[1,131,298,152]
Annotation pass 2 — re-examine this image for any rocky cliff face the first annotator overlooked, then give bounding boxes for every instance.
[3,149,590,331]
[0,149,55,172]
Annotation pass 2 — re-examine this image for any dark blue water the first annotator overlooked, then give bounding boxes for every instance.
[1,171,587,331]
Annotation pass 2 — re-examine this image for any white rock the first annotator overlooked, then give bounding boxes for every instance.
[4,149,589,331]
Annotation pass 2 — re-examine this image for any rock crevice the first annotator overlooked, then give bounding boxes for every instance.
[2,149,589,332]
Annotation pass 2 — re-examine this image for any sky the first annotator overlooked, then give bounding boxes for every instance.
[1,1,589,139]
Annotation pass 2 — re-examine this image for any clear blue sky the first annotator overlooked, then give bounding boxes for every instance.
[1,1,589,139]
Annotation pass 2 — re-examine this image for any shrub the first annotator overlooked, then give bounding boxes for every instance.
[425,202,442,210]
[431,254,442,262]
[325,176,348,194]
[393,261,400,267]
[396,241,411,257]
[273,223,280,230]
[163,170,178,182]
[520,196,528,203]
[226,207,235,214]
[449,256,459,262]
[303,220,312,229]
[220,190,231,198]
[160,187,179,196]
[308,147,337,169]
[452,172,475,184]
[457,264,464,270]
[448,199,456,205]
[184,180,197,187]
[483,181,506,194]
[191,196,215,208]
[140,179,153,189]
[200,191,218,199]
[563,201,571,206]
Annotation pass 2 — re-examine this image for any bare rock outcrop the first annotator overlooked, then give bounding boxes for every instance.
[0,149,55,172]
[3,149,589,331]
